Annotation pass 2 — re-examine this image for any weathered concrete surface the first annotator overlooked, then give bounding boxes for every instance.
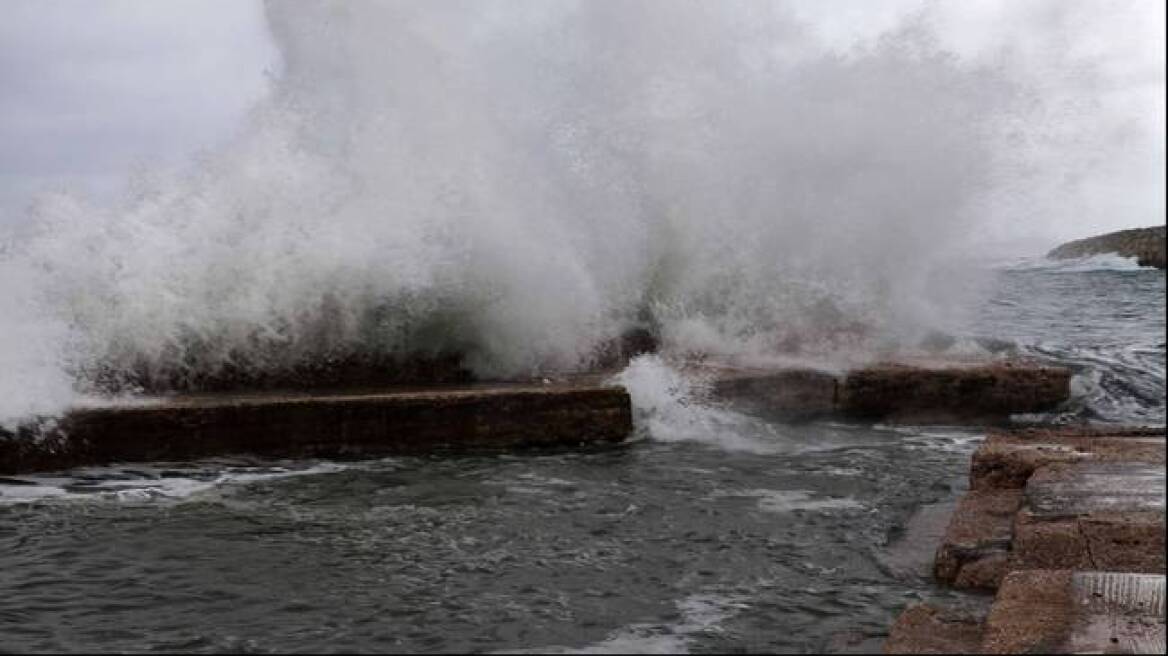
[1047,225,1167,269]
[0,383,632,475]
[840,362,1071,422]
[1011,462,1165,574]
[705,360,1070,423]
[893,427,1165,651]
[934,489,1023,590]
[971,427,1166,491]
[707,366,840,420]
[884,604,986,654]
[1065,571,1166,654]
[982,571,1166,654]
[935,428,1165,589]
[891,572,1167,653]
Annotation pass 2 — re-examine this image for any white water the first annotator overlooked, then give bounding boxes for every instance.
[0,1,1153,424]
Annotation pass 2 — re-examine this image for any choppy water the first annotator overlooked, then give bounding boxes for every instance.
[0,260,1163,653]
[979,257,1166,425]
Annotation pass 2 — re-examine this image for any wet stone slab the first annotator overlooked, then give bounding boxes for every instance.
[933,489,1023,590]
[0,383,634,475]
[935,428,1165,589]
[1025,462,1166,517]
[982,570,1166,654]
[1066,572,1166,654]
[704,359,1071,423]
[970,428,1166,491]
[883,604,987,654]
[1012,462,1165,574]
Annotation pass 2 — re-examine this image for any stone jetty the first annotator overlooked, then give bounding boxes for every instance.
[1,358,1071,475]
[886,425,1167,653]
[1047,225,1166,269]
[0,382,633,476]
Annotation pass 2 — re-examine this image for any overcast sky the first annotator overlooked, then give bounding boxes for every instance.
[1,0,1164,243]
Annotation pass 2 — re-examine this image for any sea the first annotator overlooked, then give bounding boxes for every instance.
[1,255,1162,653]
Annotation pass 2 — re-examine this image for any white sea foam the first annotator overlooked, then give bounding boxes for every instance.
[0,462,346,506]
[613,355,787,453]
[1002,253,1154,274]
[508,593,750,654]
[709,488,864,513]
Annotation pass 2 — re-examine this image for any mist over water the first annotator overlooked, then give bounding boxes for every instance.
[0,1,1148,423]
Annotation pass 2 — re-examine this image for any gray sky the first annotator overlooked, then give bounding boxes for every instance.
[1,0,1163,243]
[0,0,277,218]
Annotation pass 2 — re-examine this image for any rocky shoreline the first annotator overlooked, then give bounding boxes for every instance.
[1047,225,1166,269]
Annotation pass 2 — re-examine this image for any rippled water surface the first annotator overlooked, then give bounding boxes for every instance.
[1,430,981,653]
[1,264,1163,653]
[978,263,1166,425]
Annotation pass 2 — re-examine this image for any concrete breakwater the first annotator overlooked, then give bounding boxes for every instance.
[1047,225,1167,269]
[1,359,1070,475]
[886,425,1167,653]
[0,383,633,476]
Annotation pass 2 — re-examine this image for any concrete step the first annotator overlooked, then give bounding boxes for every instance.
[934,488,1023,589]
[936,428,1165,589]
[888,571,1166,654]
[884,604,987,654]
[971,427,1166,490]
[982,571,1166,654]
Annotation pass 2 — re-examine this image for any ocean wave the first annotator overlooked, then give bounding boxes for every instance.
[1000,253,1155,274]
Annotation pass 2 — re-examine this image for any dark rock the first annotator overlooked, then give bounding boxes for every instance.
[1047,225,1166,269]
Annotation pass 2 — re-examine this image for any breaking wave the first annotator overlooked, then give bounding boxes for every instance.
[0,1,1147,423]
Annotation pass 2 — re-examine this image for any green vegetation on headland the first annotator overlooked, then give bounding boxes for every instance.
[1047,225,1166,269]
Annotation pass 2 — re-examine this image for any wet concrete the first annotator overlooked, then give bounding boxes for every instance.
[935,428,1166,589]
[884,604,986,654]
[705,359,1070,423]
[933,489,1023,590]
[1013,462,1165,574]
[0,383,633,475]
[971,427,1166,491]
[890,426,1166,653]
[2,359,1071,475]
[983,571,1166,654]
[839,361,1070,422]
[891,571,1167,653]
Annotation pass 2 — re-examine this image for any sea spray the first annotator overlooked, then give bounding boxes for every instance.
[0,1,1093,423]
[614,355,788,453]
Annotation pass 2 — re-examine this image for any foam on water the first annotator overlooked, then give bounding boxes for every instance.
[0,462,348,506]
[1003,253,1155,274]
[513,593,751,654]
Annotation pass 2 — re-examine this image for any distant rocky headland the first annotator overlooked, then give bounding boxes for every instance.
[1047,225,1166,269]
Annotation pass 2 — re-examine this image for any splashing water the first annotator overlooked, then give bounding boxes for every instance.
[0,1,1140,423]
